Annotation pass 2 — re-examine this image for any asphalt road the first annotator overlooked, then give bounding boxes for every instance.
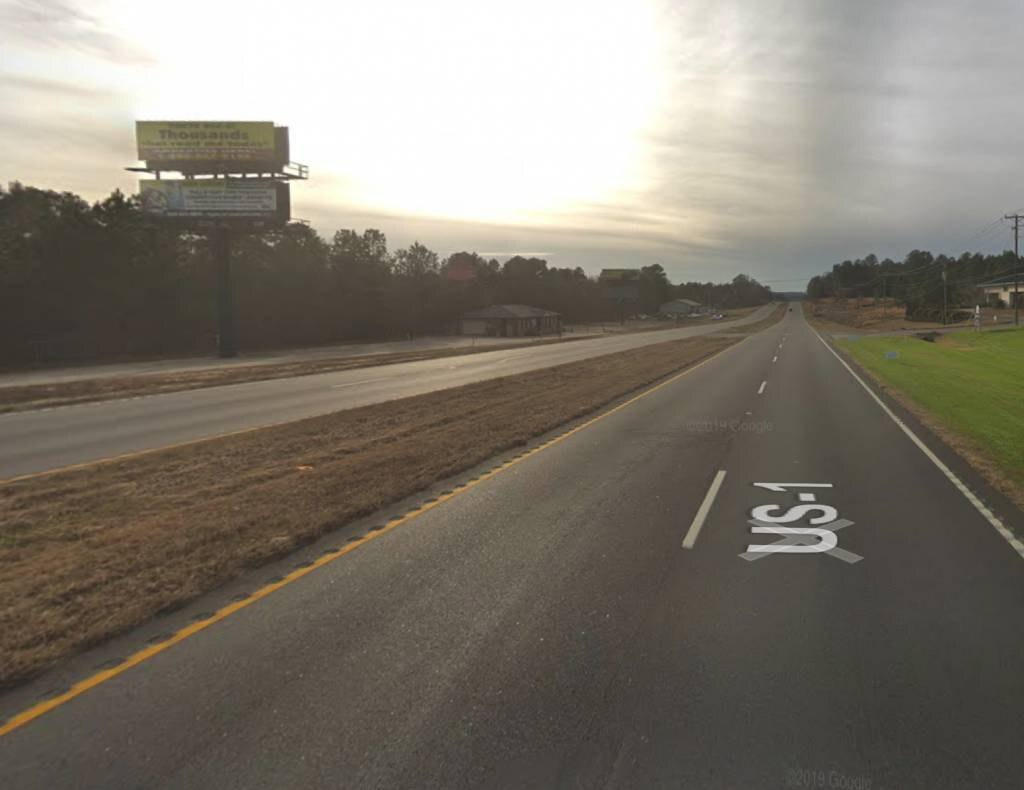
[2,304,1022,788]
[0,332,598,387]
[0,305,773,480]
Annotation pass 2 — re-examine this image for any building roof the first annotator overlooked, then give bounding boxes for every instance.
[659,298,701,311]
[460,304,561,320]
[978,275,1022,288]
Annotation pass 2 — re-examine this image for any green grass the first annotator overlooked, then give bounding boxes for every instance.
[836,329,1024,492]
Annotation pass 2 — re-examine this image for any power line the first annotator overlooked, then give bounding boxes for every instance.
[963,216,1006,246]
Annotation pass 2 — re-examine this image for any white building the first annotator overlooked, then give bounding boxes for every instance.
[658,298,704,318]
[979,275,1022,307]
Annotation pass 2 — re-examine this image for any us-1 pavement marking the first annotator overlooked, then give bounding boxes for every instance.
[741,482,863,563]
[682,470,727,549]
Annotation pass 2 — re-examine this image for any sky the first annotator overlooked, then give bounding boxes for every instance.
[4,0,1024,287]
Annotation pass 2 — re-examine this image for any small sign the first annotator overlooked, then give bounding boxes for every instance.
[139,178,289,224]
[884,351,899,360]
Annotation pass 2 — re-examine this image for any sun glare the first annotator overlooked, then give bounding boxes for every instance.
[114,0,669,225]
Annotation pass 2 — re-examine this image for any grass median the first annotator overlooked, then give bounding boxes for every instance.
[0,333,740,688]
[835,329,1024,506]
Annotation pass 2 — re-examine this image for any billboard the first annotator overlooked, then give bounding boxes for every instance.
[599,268,641,301]
[139,179,289,225]
[136,121,277,165]
[599,268,641,281]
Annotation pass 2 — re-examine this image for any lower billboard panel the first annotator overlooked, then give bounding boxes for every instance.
[139,179,290,227]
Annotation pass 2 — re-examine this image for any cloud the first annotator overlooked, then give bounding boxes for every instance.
[0,71,113,100]
[624,0,1024,279]
[0,0,152,64]
[4,0,1024,285]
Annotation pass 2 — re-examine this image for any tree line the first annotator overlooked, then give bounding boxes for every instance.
[805,250,1017,318]
[0,183,773,364]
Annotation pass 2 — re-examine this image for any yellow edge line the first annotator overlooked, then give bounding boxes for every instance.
[0,334,752,738]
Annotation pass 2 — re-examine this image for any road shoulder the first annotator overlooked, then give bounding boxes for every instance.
[820,330,1024,533]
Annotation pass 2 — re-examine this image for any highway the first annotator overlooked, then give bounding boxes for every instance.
[0,305,773,479]
[1,305,1023,788]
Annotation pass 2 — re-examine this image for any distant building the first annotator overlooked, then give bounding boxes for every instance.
[979,275,1022,307]
[458,304,562,337]
[658,298,703,317]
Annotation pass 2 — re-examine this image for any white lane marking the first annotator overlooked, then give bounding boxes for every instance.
[772,355,778,363]
[330,376,391,389]
[757,380,767,395]
[812,328,1024,561]
[683,470,727,549]
[747,523,837,553]
[754,482,833,492]
[741,518,863,563]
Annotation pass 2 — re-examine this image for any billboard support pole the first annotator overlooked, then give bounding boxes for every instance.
[130,120,308,359]
[215,228,238,358]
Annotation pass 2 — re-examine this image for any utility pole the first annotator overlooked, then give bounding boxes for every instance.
[1005,213,1021,326]
[215,227,238,358]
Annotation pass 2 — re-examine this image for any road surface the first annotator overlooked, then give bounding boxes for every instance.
[0,332,606,388]
[0,305,773,479]
[1,304,1022,788]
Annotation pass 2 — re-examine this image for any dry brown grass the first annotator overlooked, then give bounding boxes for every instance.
[0,336,590,414]
[0,334,739,688]
[804,298,973,333]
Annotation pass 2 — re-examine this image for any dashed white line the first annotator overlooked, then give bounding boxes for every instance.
[683,470,727,549]
[757,380,767,395]
[812,327,1024,561]
[772,355,778,363]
